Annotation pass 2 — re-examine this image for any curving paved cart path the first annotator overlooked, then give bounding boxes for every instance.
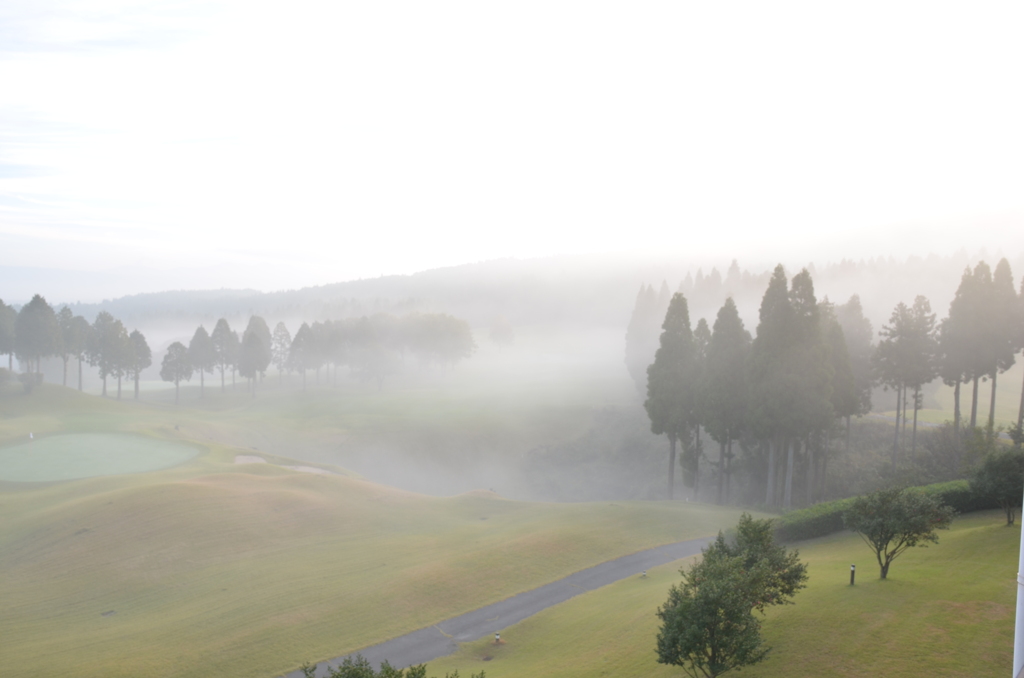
[283,536,713,677]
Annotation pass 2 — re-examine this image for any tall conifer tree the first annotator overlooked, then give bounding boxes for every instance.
[703,298,750,504]
[127,330,152,400]
[645,293,699,500]
[15,294,59,375]
[210,318,234,391]
[188,326,216,397]
[989,259,1018,430]
[749,265,794,507]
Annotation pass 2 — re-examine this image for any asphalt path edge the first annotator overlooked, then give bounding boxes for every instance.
[283,536,713,678]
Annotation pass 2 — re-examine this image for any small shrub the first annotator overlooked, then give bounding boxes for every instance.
[18,372,42,394]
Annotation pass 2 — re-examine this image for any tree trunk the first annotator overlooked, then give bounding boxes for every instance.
[784,439,795,509]
[667,432,675,501]
[717,439,725,505]
[953,378,961,446]
[102,375,107,397]
[117,374,122,400]
[901,386,909,449]
[693,428,701,502]
[892,386,900,468]
[805,436,814,507]
[765,440,776,507]
[302,369,307,391]
[988,371,997,431]
[200,369,205,398]
[880,560,890,580]
[134,373,140,400]
[78,357,83,391]
[845,415,851,454]
[62,357,68,386]
[820,448,829,500]
[725,437,733,503]
[175,380,180,405]
[970,375,979,429]
[911,387,920,459]
[220,365,225,392]
[1018,357,1024,443]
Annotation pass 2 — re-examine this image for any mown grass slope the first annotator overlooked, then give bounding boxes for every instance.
[429,511,1017,677]
[0,385,753,678]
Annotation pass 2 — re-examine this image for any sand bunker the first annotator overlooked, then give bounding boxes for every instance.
[233,455,337,476]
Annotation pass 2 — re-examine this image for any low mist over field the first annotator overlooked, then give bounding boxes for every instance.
[2,3,1024,677]
[4,249,1024,503]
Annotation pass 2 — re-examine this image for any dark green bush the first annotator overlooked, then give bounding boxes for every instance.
[773,480,999,543]
[773,497,857,542]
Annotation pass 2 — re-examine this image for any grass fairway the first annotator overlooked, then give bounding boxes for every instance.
[428,511,1017,678]
[0,435,755,678]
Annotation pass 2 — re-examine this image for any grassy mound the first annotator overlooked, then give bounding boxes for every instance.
[428,511,1017,677]
[0,458,754,678]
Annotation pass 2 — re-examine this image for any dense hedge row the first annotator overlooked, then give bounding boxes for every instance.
[772,480,1000,543]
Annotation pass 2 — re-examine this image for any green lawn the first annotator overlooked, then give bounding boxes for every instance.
[0,433,199,481]
[428,511,1018,678]
[0,385,754,678]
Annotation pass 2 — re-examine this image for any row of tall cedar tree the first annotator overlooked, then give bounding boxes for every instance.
[634,260,1024,508]
[0,298,476,403]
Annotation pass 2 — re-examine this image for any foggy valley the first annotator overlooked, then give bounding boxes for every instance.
[4,2,1024,677]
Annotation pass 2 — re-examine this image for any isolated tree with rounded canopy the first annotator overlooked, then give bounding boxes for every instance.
[656,514,807,678]
[160,341,192,405]
[970,449,1024,525]
[645,293,699,500]
[188,325,216,397]
[15,294,59,375]
[0,298,16,370]
[127,330,152,400]
[843,486,955,579]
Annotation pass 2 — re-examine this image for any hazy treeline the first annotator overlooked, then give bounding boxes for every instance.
[32,252,1022,338]
[0,295,151,399]
[637,259,1024,509]
[167,312,477,402]
[0,294,476,403]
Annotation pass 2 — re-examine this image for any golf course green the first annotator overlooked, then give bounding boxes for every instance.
[0,433,200,482]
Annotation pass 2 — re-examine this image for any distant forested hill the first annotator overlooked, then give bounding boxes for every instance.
[27,250,1023,334]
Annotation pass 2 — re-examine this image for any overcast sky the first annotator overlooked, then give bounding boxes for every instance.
[1,1,1022,299]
